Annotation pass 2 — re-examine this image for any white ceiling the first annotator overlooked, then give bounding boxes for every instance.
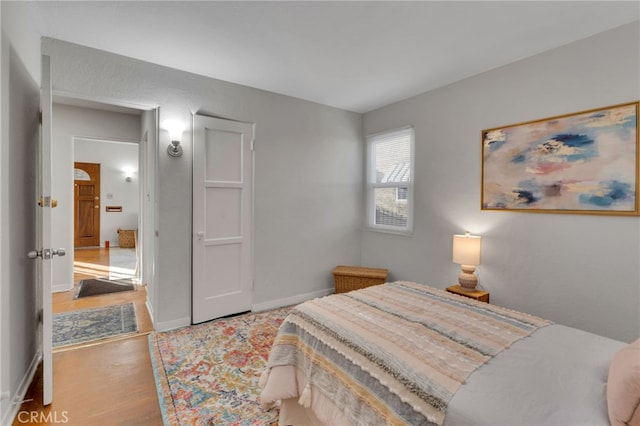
[29,1,639,113]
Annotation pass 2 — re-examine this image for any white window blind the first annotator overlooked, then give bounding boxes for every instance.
[366,126,414,233]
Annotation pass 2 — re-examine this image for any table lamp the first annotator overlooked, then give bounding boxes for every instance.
[452,231,482,290]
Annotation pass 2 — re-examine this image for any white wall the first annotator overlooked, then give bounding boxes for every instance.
[362,22,640,343]
[74,138,140,247]
[52,104,141,291]
[0,10,3,420]
[43,38,363,330]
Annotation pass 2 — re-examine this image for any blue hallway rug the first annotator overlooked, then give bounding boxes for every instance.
[53,303,138,348]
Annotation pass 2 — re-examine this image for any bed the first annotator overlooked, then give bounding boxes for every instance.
[260,281,639,426]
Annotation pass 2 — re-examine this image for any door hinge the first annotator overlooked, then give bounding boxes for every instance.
[251,139,255,151]
[38,111,42,124]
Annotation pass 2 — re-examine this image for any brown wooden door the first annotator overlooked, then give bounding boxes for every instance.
[74,162,101,247]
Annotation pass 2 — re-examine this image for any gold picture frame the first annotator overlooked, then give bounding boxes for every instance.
[481,101,639,216]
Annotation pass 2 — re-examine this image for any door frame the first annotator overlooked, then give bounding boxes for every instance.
[47,96,159,308]
[49,92,158,303]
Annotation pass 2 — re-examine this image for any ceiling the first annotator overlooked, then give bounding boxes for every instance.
[29,1,639,113]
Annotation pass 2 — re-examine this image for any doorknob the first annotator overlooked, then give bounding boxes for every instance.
[28,248,66,259]
[196,231,205,241]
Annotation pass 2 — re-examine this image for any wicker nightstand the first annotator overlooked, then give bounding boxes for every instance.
[333,265,388,294]
[446,285,490,303]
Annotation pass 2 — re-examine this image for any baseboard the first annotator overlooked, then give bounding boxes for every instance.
[52,283,73,293]
[154,316,190,332]
[145,298,155,328]
[2,351,41,426]
[154,288,334,332]
[252,287,334,312]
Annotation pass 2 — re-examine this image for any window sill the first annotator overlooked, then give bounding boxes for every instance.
[366,226,413,237]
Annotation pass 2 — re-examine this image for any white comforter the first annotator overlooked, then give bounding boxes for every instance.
[445,324,625,426]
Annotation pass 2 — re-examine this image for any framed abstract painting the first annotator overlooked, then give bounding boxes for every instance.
[482,101,639,215]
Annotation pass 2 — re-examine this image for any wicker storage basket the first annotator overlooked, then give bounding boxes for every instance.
[117,229,137,248]
[333,265,388,294]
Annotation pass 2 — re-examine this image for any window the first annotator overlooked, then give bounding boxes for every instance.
[366,126,414,233]
[74,168,91,181]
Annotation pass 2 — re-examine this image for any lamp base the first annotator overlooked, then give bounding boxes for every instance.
[458,265,478,290]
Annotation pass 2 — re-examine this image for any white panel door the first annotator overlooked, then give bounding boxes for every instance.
[192,115,254,324]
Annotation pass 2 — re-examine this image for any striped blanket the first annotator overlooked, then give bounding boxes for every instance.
[260,281,551,425]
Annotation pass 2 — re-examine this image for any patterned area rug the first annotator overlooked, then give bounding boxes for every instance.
[148,306,293,425]
[53,303,137,348]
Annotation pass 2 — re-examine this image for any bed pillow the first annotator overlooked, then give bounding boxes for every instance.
[607,338,640,426]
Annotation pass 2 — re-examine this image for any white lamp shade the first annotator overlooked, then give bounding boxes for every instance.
[453,233,481,266]
[163,119,185,141]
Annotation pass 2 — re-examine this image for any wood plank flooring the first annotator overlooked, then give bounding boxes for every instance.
[13,248,163,425]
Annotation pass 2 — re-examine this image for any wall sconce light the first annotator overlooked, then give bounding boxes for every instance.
[452,231,482,290]
[123,168,134,183]
[163,119,185,158]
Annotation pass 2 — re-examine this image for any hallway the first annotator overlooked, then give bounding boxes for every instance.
[54,247,152,343]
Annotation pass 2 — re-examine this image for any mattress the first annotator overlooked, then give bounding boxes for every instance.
[260,281,619,425]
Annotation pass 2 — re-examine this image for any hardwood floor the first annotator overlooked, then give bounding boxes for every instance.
[13,248,163,425]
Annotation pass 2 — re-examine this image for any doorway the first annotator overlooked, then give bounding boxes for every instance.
[73,162,101,248]
[73,136,140,290]
[51,97,156,348]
